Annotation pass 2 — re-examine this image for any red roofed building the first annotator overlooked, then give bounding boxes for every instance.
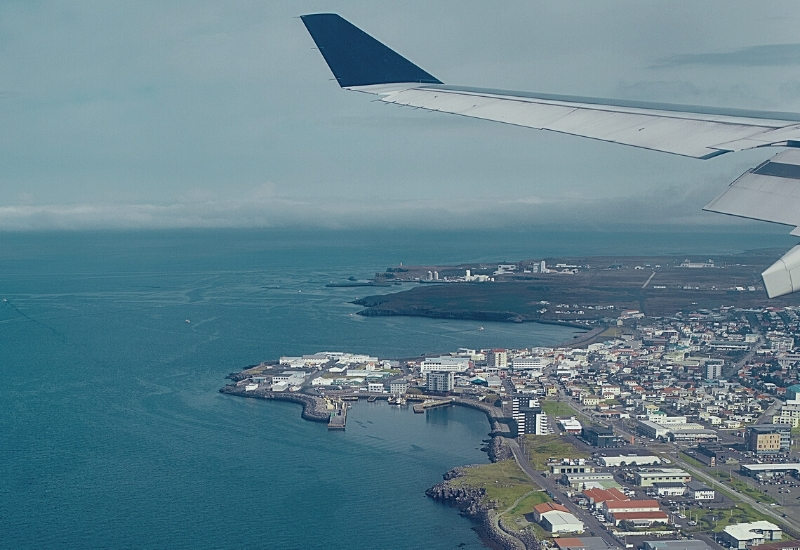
[532,502,569,522]
[582,488,629,510]
[600,499,660,519]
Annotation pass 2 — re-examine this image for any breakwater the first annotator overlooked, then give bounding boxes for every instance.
[219,385,330,422]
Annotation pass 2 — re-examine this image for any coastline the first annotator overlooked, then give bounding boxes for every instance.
[219,377,535,550]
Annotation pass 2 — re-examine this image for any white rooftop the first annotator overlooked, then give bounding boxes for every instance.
[723,521,781,541]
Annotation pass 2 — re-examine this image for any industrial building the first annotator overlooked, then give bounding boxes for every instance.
[740,463,800,478]
[582,426,616,447]
[634,468,691,487]
[597,454,661,467]
[534,502,584,534]
[563,472,615,489]
[720,521,782,549]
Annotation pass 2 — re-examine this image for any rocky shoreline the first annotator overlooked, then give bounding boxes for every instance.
[426,463,540,550]
[354,303,591,329]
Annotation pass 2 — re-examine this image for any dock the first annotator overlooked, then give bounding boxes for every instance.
[327,399,348,430]
[412,398,453,414]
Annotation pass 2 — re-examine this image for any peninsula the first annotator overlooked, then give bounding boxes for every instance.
[350,250,800,325]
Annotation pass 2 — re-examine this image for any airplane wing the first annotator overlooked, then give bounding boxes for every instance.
[301,13,800,297]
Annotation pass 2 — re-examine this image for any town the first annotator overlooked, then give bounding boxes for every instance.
[221,302,800,550]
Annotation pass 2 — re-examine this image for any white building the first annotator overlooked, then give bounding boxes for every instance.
[389,380,409,395]
[597,454,661,467]
[426,371,455,393]
[420,356,471,374]
[540,511,584,534]
[487,349,508,368]
[367,382,385,393]
[720,522,782,549]
[686,481,715,500]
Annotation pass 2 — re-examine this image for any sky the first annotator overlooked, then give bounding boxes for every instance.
[2,1,800,230]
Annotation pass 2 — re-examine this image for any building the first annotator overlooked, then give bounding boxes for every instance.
[550,462,594,475]
[787,384,800,401]
[540,511,585,534]
[694,443,727,467]
[745,425,791,454]
[582,488,629,510]
[559,417,583,434]
[419,356,470,374]
[686,481,715,500]
[389,380,408,395]
[487,349,508,368]
[751,541,800,550]
[600,499,660,521]
[643,541,714,550]
[740,463,800,478]
[554,537,621,550]
[426,371,454,393]
[706,360,723,380]
[512,397,550,436]
[532,502,570,522]
[582,426,616,447]
[563,472,615,489]
[634,469,691,487]
[608,511,670,527]
[367,382,385,393]
[720,521,782,549]
[597,454,661,467]
[510,356,550,371]
[650,482,687,497]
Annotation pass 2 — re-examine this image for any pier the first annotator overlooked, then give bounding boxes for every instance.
[412,398,453,414]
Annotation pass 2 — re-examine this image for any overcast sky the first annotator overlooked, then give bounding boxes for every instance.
[2,1,800,230]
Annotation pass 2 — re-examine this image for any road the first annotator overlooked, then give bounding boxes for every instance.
[507,438,623,549]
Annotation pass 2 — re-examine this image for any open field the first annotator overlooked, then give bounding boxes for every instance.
[541,401,578,417]
[450,460,546,510]
[523,434,590,470]
[504,490,552,528]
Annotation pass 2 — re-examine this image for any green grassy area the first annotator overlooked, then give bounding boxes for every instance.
[710,471,777,504]
[450,460,546,510]
[523,434,590,470]
[541,400,578,417]
[504,490,552,528]
[680,451,706,468]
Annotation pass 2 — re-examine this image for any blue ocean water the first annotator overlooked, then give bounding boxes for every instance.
[0,228,794,549]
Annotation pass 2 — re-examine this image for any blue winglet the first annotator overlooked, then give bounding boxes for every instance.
[301,13,442,88]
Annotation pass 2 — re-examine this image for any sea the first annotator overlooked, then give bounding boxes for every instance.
[0,227,795,549]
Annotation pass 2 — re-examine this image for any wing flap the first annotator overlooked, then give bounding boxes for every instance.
[704,149,800,228]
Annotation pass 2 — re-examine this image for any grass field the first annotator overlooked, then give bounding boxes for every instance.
[523,434,590,470]
[541,400,577,417]
[450,460,545,510]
